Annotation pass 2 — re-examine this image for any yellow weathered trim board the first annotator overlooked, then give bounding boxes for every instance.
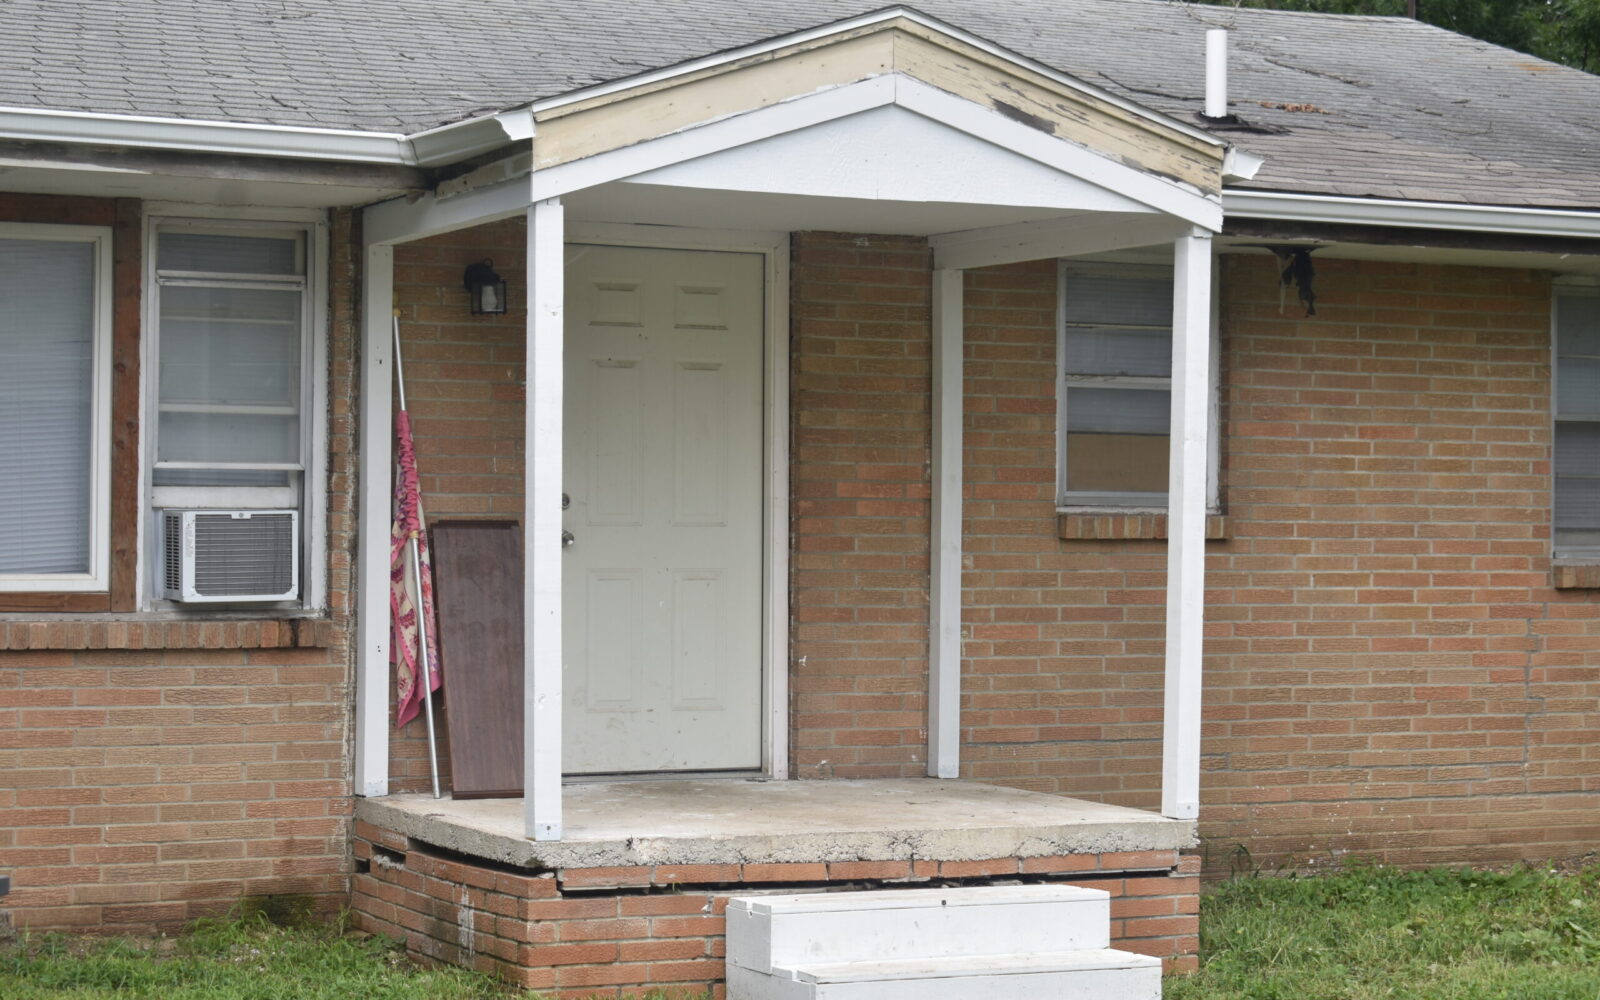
[531,17,1223,193]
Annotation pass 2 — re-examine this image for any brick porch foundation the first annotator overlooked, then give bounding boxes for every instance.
[349,821,1199,997]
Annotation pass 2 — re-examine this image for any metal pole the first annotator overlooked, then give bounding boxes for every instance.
[393,312,442,799]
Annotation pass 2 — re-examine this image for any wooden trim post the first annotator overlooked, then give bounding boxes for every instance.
[524,197,565,841]
[354,243,394,798]
[928,268,963,779]
[1161,229,1213,820]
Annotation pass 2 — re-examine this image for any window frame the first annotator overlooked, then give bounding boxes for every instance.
[141,212,329,610]
[1553,279,1600,562]
[0,222,115,593]
[1055,257,1221,512]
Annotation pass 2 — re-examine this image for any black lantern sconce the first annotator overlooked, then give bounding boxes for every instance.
[463,258,507,315]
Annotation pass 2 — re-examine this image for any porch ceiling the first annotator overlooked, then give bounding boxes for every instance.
[355,779,1196,870]
[564,185,1119,237]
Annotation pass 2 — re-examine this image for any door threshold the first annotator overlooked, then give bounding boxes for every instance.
[562,768,768,785]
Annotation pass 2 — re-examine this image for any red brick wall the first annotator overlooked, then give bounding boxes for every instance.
[789,237,1600,873]
[0,206,363,933]
[1203,255,1600,872]
[350,822,1198,997]
[789,233,935,777]
[385,217,529,792]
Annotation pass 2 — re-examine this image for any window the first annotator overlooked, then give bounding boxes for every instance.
[1555,286,1600,560]
[1059,260,1198,508]
[0,224,112,592]
[147,220,324,606]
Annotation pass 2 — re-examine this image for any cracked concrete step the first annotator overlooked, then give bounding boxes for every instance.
[728,948,1162,999]
[726,885,1112,975]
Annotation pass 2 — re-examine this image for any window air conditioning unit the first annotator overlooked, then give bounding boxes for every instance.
[159,509,299,603]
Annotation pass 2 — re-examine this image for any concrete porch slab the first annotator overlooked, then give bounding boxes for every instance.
[355,778,1196,870]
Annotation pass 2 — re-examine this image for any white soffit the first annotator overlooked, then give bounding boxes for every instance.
[621,105,1154,215]
[564,183,1094,236]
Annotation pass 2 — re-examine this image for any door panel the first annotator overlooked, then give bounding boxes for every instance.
[563,244,764,774]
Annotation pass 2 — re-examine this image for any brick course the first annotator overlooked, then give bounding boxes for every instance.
[349,827,1198,996]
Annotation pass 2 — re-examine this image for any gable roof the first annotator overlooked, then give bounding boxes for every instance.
[2,0,1598,208]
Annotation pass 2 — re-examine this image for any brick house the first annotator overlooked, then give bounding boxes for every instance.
[1,0,1599,995]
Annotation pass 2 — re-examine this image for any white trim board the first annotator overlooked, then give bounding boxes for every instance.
[0,105,531,169]
[624,104,1152,215]
[1223,190,1600,239]
[354,244,395,798]
[531,77,1221,231]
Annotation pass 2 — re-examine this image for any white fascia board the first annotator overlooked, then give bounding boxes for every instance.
[408,109,534,167]
[527,6,1225,151]
[1224,189,1600,240]
[0,104,533,169]
[0,105,413,164]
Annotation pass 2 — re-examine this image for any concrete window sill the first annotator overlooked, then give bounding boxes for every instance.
[1058,512,1229,542]
[0,615,337,651]
[1553,564,1600,590]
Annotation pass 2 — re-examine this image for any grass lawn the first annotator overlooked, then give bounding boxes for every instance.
[1171,863,1600,999]
[3,864,1600,998]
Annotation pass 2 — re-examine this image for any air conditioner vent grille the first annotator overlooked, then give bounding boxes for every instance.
[163,512,183,594]
[190,513,297,597]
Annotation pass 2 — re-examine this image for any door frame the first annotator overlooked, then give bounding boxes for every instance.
[565,222,790,780]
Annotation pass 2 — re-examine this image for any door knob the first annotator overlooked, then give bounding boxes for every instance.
[561,529,575,548]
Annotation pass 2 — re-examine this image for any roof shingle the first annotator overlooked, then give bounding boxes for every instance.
[2,0,1598,207]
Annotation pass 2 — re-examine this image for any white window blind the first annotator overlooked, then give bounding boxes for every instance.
[0,237,100,578]
[1059,266,1174,503]
[1555,291,1600,557]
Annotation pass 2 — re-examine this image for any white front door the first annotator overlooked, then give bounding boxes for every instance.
[562,244,765,774]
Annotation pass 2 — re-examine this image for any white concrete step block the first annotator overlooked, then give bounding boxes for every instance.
[727,948,1162,1000]
[726,885,1111,974]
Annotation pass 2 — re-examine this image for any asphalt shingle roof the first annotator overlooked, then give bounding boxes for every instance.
[3,0,1599,207]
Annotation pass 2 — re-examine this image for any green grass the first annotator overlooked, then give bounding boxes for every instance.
[6,866,1600,999]
[0,914,516,1000]
[1169,863,1600,1000]
[0,913,705,999]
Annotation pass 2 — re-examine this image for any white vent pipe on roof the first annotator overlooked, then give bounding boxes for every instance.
[1205,29,1228,119]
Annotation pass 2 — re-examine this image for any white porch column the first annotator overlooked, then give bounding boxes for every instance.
[1161,229,1213,820]
[354,244,395,797]
[928,268,963,779]
[524,197,565,841]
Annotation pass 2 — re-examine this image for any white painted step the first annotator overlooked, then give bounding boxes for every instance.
[726,885,1111,974]
[727,948,1162,1000]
